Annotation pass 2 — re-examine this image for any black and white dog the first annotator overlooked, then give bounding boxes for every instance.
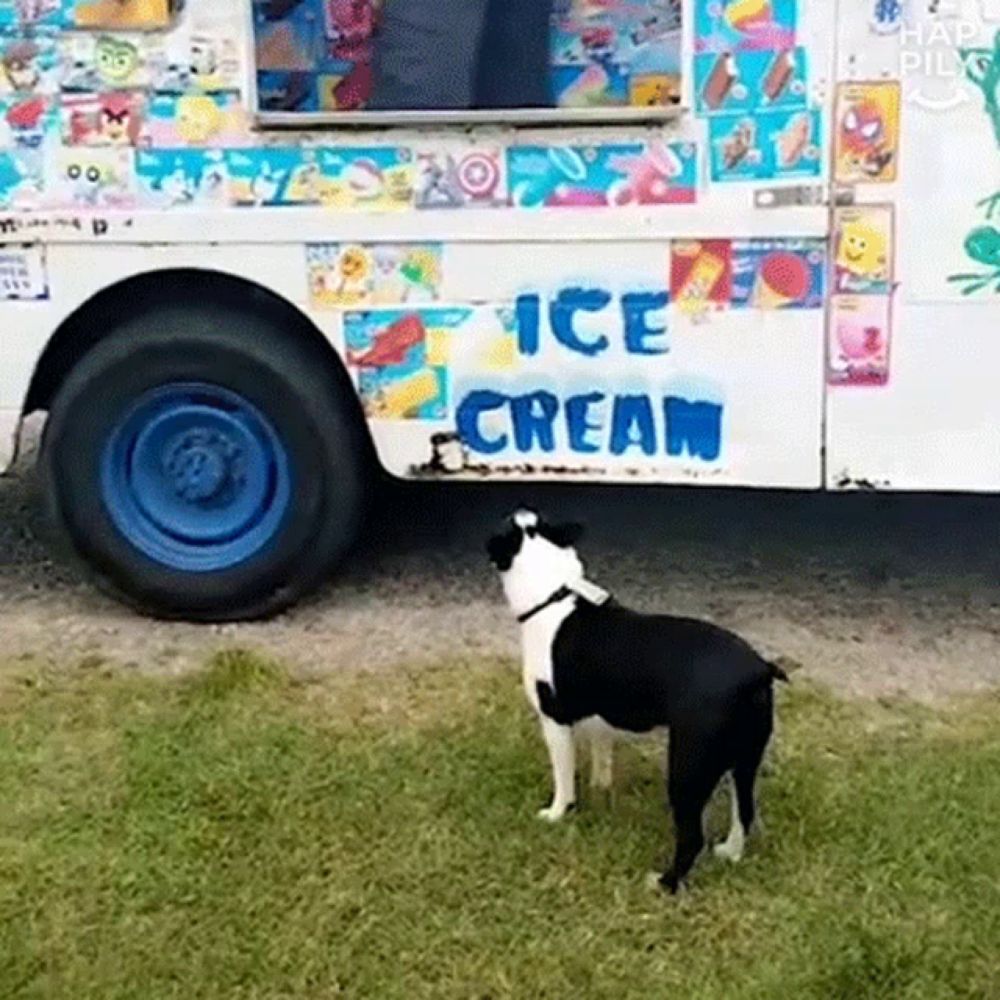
[487,508,788,893]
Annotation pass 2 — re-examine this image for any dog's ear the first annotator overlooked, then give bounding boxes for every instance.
[487,527,522,570]
[541,520,584,549]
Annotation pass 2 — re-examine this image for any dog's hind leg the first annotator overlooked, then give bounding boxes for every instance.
[538,716,576,822]
[659,728,728,893]
[717,687,774,857]
[713,773,746,863]
[589,730,614,792]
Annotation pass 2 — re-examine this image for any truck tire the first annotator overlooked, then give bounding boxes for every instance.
[39,301,368,621]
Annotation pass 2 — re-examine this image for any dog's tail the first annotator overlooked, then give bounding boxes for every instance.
[767,656,796,684]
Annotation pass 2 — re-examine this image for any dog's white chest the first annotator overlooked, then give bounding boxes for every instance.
[519,604,572,712]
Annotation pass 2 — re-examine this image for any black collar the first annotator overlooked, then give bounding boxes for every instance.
[517,586,574,624]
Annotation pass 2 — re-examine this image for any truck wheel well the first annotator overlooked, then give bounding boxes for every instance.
[24,268,375,462]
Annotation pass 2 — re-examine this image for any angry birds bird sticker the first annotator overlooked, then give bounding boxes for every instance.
[61,91,144,146]
[834,81,900,184]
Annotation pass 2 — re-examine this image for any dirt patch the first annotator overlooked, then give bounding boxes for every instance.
[2,428,999,701]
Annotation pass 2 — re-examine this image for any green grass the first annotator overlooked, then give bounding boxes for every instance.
[2,651,1000,1000]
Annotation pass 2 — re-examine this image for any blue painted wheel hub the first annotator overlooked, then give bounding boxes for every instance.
[101,383,292,572]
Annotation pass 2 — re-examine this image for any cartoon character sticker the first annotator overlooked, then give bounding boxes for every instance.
[1,95,52,149]
[670,240,733,316]
[870,0,903,35]
[307,243,443,308]
[828,294,892,386]
[61,91,144,146]
[694,47,807,115]
[48,146,135,208]
[324,0,374,63]
[0,0,73,29]
[508,141,697,208]
[60,34,148,92]
[413,146,507,209]
[694,0,798,54]
[731,239,826,309]
[144,93,250,147]
[315,147,413,210]
[834,81,900,184]
[226,148,319,207]
[135,148,229,208]
[1,35,58,95]
[834,205,893,294]
[344,308,469,420]
[147,29,243,94]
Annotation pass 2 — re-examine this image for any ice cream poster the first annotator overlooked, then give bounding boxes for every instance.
[315,147,414,211]
[828,294,892,386]
[307,243,443,308]
[507,141,697,208]
[709,107,821,181]
[670,240,733,315]
[344,308,473,420]
[694,47,807,115]
[227,148,319,207]
[549,7,681,108]
[135,148,230,208]
[731,239,825,309]
[694,0,798,54]
[834,205,893,295]
[833,81,900,185]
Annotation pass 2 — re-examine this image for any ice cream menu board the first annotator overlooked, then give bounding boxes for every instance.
[694,0,823,183]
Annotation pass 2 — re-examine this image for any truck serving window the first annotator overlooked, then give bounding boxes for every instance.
[252,0,683,126]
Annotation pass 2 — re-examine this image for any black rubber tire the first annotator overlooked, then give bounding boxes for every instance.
[38,301,368,621]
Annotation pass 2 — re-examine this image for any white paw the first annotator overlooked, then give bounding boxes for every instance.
[713,841,744,863]
[537,803,574,822]
[645,871,665,893]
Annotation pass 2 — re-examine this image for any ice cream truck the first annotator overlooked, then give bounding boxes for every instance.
[0,0,997,619]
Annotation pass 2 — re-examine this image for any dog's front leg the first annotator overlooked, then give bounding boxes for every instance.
[538,716,576,822]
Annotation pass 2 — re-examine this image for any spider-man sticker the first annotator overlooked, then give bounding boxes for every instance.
[833,81,901,185]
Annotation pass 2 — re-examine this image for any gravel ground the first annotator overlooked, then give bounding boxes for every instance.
[2,426,999,701]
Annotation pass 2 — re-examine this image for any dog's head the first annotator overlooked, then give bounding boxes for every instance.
[487,508,586,617]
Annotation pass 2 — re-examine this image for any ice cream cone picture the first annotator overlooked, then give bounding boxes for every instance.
[753,251,812,308]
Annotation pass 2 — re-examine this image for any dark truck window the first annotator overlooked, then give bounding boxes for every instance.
[252,0,682,125]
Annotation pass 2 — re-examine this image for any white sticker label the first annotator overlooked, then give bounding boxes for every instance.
[0,246,48,300]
